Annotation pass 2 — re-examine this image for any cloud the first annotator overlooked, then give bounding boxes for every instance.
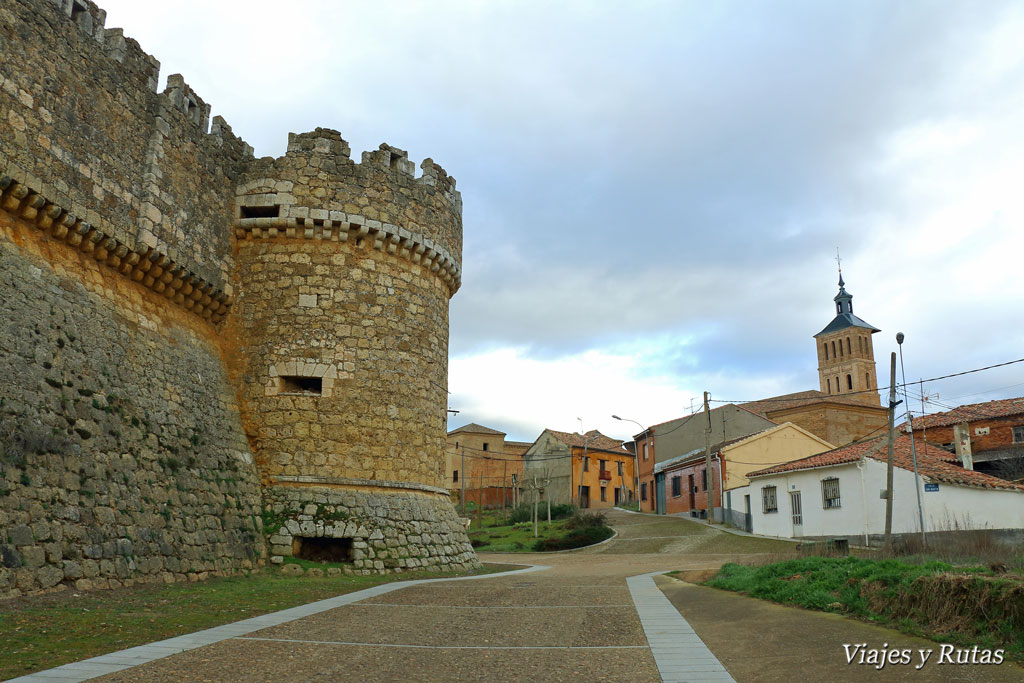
[96,0,1024,437]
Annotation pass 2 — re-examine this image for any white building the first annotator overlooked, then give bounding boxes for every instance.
[742,433,1024,544]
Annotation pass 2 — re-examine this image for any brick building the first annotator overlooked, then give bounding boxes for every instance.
[446,423,530,507]
[908,397,1024,480]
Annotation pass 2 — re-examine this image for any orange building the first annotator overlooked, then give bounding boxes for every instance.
[522,429,636,508]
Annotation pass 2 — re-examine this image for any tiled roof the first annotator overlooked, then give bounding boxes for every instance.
[747,434,1024,492]
[447,422,506,436]
[741,390,878,418]
[910,397,1024,430]
[547,429,628,453]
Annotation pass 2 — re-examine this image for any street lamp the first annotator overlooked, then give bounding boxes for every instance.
[612,415,644,507]
[896,333,927,544]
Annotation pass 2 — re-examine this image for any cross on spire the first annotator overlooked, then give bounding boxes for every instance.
[835,248,844,287]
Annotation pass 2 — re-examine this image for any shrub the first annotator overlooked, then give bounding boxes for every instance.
[533,525,613,552]
[566,509,607,530]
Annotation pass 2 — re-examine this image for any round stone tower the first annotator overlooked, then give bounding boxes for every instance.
[229,129,477,573]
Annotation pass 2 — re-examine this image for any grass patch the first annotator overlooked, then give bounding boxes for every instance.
[705,556,1024,659]
[0,563,509,679]
[468,509,614,552]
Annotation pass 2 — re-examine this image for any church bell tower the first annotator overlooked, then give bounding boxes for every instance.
[813,270,882,406]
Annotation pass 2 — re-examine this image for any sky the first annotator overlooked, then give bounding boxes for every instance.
[98,0,1024,443]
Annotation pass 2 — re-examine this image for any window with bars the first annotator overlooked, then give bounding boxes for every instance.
[1013,426,1024,444]
[762,485,778,513]
[641,482,648,501]
[671,476,682,497]
[821,477,841,509]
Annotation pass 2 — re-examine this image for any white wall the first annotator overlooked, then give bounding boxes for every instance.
[748,460,1024,540]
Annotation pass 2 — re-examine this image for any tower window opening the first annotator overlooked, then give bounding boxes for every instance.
[839,340,843,357]
[866,372,871,389]
[847,374,853,390]
[279,375,323,395]
[827,378,831,393]
[824,343,829,360]
[831,341,836,358]
[292,536,352,563]
[240,205,280,219]
[847,338,851,354]
[835,377,840,393]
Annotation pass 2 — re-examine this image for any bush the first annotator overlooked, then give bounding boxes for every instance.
[566,510,607,530]
[505,503,575,525]
[533,525,613,552]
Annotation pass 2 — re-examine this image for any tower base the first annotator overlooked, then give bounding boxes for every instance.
[262,478,479,574]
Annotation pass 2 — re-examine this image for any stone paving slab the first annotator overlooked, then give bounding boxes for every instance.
[95,638,661,682]
[245,603,646,647]
[356,582,632,607]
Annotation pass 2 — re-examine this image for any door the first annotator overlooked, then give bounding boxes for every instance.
[580,485,590,509]
[790,491,803,537]
[614,487,620,505]
[655,473,666,515]
[744,494,752,532]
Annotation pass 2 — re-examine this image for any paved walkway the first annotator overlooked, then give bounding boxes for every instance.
[10,510,1023,682]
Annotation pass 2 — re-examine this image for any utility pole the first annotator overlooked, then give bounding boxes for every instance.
[897,333,927,546]
[884,352,898,548]
[703,391,715,525]
[460,445,466,516]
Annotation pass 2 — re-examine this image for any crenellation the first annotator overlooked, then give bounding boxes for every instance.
[162,74,212,132]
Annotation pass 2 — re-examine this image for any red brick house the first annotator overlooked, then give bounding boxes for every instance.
[908,397,1024,481]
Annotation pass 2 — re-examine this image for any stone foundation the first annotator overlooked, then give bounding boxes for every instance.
[263,481,478,574]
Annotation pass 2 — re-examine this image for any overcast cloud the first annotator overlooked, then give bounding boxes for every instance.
[100,0,1024,441]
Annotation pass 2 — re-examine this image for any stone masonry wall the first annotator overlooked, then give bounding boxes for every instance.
[231,240,451,489]
[1,0,252,306]
[264,486,476,574]
[0,212,265,597]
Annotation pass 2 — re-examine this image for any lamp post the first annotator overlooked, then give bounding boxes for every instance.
[612,415,644,507]
[896,332,927,545]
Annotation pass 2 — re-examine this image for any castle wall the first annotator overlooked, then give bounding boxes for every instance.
[0,212,265,597]
[1,0,251,308]
[1,0,477,587]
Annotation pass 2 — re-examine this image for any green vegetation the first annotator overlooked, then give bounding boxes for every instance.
[0,562,511,680]
[468,508,614,552]
[706,556,1024,658]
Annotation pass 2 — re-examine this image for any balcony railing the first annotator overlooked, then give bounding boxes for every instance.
[598,470,612,481]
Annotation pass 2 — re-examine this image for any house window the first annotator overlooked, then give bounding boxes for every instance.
[582,457,589,472]
[643,443,648,461]
[600,486,607,502]
[617,461,624,476]
[703,469,710,490]
[1013,426,1024,444]
[641,482,648,501]
[600,459,607,472]
[453,470,458,483]
[762,485,778,513]
[671,476,681,497]
[821,477,841,509]
[482,442,488,451]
